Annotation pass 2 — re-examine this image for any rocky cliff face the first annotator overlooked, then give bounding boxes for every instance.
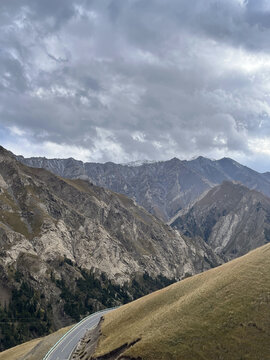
[171,181,270,260]
[0,146,221,348]
[17,155,270,222]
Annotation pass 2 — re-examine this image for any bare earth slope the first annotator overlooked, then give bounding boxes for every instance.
[171,181,270,259]
[77,243,270,360]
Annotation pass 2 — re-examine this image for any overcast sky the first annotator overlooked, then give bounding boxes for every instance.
[1,0,270,171]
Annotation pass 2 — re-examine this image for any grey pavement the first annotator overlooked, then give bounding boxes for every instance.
[44,309,113,360]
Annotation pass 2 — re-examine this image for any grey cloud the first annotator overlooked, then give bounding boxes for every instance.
[0,51,28,92]
[0,0,270,166]
[0,0,76,31]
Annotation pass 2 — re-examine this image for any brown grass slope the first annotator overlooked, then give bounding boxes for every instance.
[0,325,72,360]
[94,243,270,360]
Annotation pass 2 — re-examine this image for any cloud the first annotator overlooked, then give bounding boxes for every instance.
[0,0,270,170]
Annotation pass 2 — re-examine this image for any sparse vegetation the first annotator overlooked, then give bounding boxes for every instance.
[0,211,30,238]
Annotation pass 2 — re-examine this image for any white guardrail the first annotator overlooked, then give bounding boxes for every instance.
[43,307,118,360]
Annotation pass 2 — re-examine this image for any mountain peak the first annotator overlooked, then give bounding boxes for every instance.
[189,155,214,163]
[218,157,240,165]
[168,157,181,163]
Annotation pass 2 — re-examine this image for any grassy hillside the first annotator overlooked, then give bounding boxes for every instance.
[94,243,270,360]
[0,325,72,360]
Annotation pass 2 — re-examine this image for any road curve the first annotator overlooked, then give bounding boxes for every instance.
[43,308,114,360]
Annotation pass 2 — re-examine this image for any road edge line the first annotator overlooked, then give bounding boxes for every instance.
[42,307,117,360]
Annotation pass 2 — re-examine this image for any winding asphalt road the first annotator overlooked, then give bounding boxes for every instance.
[43,308,114,360]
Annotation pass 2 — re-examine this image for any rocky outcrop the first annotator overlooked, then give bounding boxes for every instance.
[171,181,270,259]
[17,155,270,222]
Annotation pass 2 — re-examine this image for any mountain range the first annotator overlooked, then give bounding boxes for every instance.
[0,146,220,350]
[2,146,270,353]
[171,181,270,259]
[17,155,270,222]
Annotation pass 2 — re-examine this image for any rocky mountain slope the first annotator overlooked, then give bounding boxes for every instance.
[17,155,270,221]
[0,146,221,350]
[263,171,270,182]
[171,181,270,259]
[77,243,270,360]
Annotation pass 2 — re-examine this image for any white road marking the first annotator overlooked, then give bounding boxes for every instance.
[44,308,117,360]
[61,334,78,352]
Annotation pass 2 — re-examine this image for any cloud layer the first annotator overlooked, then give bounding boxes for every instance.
[1,0,270,170]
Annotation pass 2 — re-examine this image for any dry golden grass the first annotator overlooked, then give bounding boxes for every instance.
[61,177,97,196]
[95,243,270,360]
[0,338,41,360]
[0,325,72,360]
[0,204,30,238]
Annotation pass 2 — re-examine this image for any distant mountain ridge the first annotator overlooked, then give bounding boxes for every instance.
[17,155,270,221]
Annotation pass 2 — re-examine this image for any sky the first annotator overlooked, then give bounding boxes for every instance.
[1,0,270,172]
